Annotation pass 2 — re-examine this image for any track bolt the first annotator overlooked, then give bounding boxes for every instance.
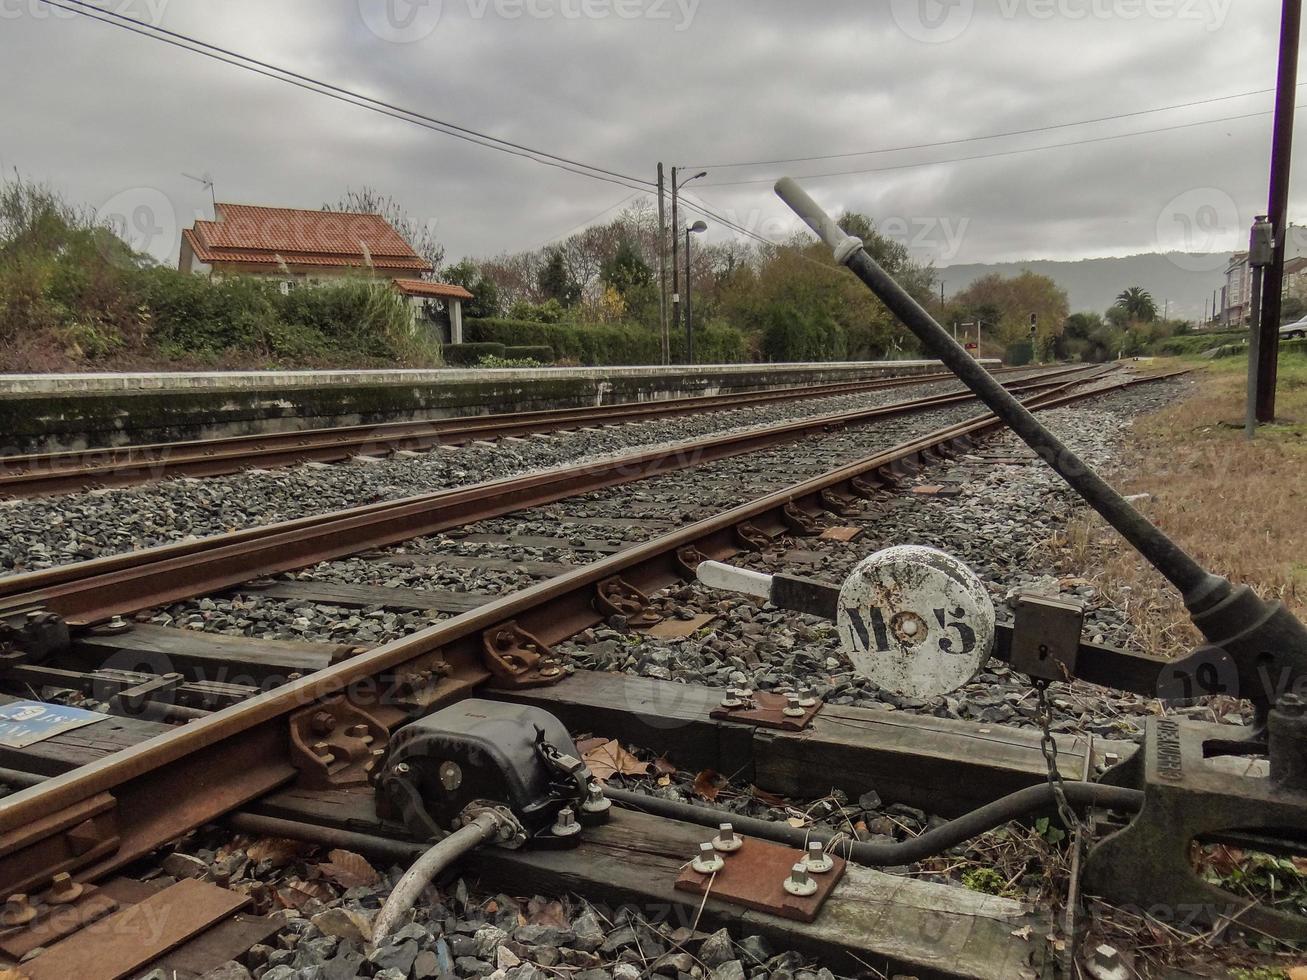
[310,711,336,736]
[796,685,818,708]
[582,783,611,816]
[48,873,83,905]
[804,841,834,874]
[719,695,744,709]
[782,695,807,718]
[103,615,131,635]
[712,822,743,853]
[1086,943,1128,980]
[1,895,37,927]
[551,806,582,838]
[728,688,753,701]
[691,842,725,874]
[783,863,818,897]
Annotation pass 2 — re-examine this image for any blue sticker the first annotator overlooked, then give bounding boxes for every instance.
[0,700,107,749]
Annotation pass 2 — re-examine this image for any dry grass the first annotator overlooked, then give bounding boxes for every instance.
[1045,352,1307,660]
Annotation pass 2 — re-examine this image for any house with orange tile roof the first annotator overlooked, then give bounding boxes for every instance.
[179,204,473,342]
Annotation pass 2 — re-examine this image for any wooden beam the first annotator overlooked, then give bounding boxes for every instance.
[247,789,1046,980]
[492,671,1133,816]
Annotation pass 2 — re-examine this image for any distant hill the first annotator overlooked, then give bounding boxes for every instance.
[940,253,1230,321]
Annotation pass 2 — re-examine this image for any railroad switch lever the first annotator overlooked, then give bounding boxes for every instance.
[774,177,1307,941]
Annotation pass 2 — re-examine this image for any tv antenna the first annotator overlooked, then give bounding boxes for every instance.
[182,172,217,214]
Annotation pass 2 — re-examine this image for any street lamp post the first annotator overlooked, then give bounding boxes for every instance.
[670,169,707,349]
[685,220,707,363]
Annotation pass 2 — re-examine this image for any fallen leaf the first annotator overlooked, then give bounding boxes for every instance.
[276,879,335,909]
[787,817,807,829]
[320,849,379,889]
[245,837,304,867]
[1288,968,1307,980]
[0,969,30,980]
[583,739,650,782]
[527,897,570,930]
[575,736,608,757]
[652,756,678,776]
[657,775,671,786]
[693,770,726,802]
[1010,926,1033,941]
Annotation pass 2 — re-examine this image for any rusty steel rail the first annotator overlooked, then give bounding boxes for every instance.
[0,365,1034,499]
[0,367,1183,891]
[0,366,1105,626]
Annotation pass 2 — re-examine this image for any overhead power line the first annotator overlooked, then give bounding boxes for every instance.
[40,0,655,195]
[689,83,1307,171]
[700,106,1300,187]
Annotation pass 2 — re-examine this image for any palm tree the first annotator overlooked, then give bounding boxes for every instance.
[1114,286,1158,322]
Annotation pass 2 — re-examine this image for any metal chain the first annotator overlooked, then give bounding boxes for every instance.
[1034,681,1084,838]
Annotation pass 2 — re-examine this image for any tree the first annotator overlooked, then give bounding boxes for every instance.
[952,272,1069,347]
[441,259,500,319]
[1114,286,1157,323]
[601,237,653,297]
[323,186,445,277]
[537,247,581,307]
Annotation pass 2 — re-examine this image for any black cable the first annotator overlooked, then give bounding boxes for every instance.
[605,783,1142,868]
[702,107,1294,187]
[691,84,1304,170]
[41,0,654,193]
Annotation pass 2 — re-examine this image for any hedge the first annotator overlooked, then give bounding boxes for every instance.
[503,345,554,362]
[466,318,747,366]
[443,342,505,366]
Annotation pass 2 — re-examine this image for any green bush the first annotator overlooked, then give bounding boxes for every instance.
[503,345,554,362]
[760,308,845,362]
[477,355,547,368]
[1005,340,1034,366]
[444,342,506,365]
[1150,330,1249,357]
[468,317,748,366]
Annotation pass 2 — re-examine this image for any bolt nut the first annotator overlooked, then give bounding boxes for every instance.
[47,873,82,905]
[310,711,336,736]
[782,695,806,718]
[783,863,818,897]
[719,696,744,710]
[691,841,725,874]
[582,783,612,815]
[796,685,818,708]
[804,841,834,873]
[712,822,743,853]
[551,806,582,837]
[1,895,36,927]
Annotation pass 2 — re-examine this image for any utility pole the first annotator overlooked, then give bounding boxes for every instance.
[656,163,669,365]
[939,280,946,311]
[670,166,680,360]
[1257,0,1302,422]
[1248,215,1275,439]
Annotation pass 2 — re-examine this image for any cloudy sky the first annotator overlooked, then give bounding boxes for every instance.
[0,0,1299,278]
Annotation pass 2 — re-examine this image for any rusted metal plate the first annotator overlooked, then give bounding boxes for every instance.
[818,526,863,542]
[710,691,822,732]
[640,612,717,640]
[21,878,247,980]
[0,889,118,959]
[674,836,846,923]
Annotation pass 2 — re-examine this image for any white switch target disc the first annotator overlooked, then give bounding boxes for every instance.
[836,545,995,699]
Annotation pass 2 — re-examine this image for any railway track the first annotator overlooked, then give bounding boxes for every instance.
[0,364,1104,625]
[0,364,1032,499]
[0,365,1200,979]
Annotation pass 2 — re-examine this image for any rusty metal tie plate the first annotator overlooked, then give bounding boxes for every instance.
[674,836,846,923]
[710,691,822,731]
